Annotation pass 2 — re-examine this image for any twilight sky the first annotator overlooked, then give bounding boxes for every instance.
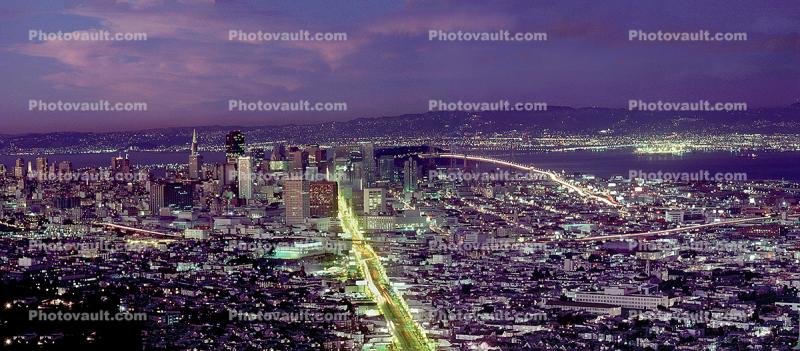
[1,0,799,133]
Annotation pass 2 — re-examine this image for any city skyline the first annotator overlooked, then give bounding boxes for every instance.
[2,126,800,349]
[2,1,800,350]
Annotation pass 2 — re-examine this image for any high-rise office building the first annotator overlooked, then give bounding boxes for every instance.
[166,183,194,210]
[111,155,131,175]
[289,149,307,174]
[304,165,320,183]
[307,145,320,164]
[314,148,329,179]
[333,153,349,182]
[216,163,236,186]
[268,144,290,172]
[309,180,338,218]
[225,130,245,161]
[403,159,418,193]
[284,178,310,225]
[270,143,286,161]
[35,157,48,180]
[251,148,265,162]
[361,142,376,186]
[150,182,193,212]
[305,145,323,180]
[237,156,253,200]
[188,129,204,180]
[150,183,166,212]
[351,161,365,191]
[14,158,26,179]
[364,187,387,214]
[378,155,394,181]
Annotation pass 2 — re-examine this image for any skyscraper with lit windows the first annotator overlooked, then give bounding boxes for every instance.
[361,142,376,186]
[237,156,253,200]
[225,130,245,162]
[14,158,25,179]
[403,159,417,193]
[309,180,338,218]
[189,129,203,180]
[285,178,310,225]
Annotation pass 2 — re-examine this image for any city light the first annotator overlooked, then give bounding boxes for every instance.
[1,1,798,348]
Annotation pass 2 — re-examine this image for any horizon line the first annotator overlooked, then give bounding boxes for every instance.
[3,103,800,136]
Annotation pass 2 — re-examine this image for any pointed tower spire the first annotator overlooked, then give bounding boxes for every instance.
[188,129,203,180]
[191,129,198,156]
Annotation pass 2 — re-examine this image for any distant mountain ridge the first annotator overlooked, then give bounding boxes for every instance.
[1,105,799,152]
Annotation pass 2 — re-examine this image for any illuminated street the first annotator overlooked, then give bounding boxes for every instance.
[338,194,435,351]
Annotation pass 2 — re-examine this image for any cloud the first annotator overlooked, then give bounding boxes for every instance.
[12,1,362,109]
[15,30,304,108]
[4,0,800,133]
[368,12,513,36]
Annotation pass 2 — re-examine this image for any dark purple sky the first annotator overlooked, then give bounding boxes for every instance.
[1,0,798,133]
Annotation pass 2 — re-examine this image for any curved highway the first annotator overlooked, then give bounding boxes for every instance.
[420,153,618,206]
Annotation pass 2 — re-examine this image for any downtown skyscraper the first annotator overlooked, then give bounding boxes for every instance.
[361,142,376,186]
[225,130,245,162]
[237,156,253,200]
[188,129,203,180]
[13,158,25,179]
[403,159,417,193]
[309,180,338,218]
[284,177,309,226]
